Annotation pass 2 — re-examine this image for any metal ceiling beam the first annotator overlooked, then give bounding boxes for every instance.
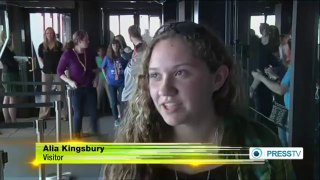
[6,0,75,9]
[98,1,162,10]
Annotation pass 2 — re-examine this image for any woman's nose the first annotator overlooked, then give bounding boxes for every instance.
[158,77,178,96]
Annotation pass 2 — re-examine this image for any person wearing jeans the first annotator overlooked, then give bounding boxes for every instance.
[71,87,98,135]
[102,38,127,127]
[57,30,100,138]
[108,84,123,124]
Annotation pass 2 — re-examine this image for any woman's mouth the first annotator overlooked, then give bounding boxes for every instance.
[162,103,181,113]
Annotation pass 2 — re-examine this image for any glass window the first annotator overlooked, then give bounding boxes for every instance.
[139,15,161,38]
[44,13,52,29]
[110,14,160,47]
[53,13,59,36]
[140,15,149,35]
[109,15,119,38]
[60,14,71,44]
[250,15,265,37]
[150,16,160,37]
[60,14,63,42]
[30,13,44,68]
[266,15,276,26]
[120,15,134,49]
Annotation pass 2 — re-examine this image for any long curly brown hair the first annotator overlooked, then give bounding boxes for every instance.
[105,22,243,180]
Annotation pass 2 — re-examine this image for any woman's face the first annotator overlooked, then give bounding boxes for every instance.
[148,37,217,126]
[98,48,106,57]
[79,35,89,49]
[114,37,122,46]
[112,43,119,52]
[45,29,55,41]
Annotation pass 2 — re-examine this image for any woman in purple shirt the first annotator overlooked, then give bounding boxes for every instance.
[57,30,100,138]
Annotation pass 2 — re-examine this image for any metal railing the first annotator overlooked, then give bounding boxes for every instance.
[0,80,73,180]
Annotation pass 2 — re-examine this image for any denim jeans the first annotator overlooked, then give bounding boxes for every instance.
[120,101,128,119]
[71,87,98,136]
[108,84,124,120]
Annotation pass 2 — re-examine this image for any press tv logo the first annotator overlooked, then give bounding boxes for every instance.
[249,147,303,160]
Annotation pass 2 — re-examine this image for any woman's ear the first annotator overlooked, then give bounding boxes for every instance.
[212,65,229,92]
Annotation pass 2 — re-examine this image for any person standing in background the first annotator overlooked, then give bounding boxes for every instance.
[251,39,292,147]
[114,34,132,61]
[121,25,146,115]
[250,24,281,132]
[96,46,111,114]
[0,31,20,123]
[102,39,128,127]
[57,30,100,138]
[38,27,67,120]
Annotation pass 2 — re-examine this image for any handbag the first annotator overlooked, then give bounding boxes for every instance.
[269,100,288,128]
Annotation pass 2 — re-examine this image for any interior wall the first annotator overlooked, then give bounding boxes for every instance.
[7,5,26,56]
[199,1,225,41]
[163,0,177,23]
[280,1,293,35]
[77,0,100,52]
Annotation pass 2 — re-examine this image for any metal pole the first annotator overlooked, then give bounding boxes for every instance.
[0,11,9,58]
[54,101,62,180]
[45,101,72,180]
[193,0,199,24]
[225,0,232,46]
[225,1,228,45]
[29,42,37,91]
[233,0,238,61]
[67,88,73,140]
[161,3,164,25]
[35,119,46,180]
[0,152,3,180]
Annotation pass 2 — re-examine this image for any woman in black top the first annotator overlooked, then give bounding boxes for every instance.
[38,27,67,120]
[250,24,281,132]
[1,32,20,123]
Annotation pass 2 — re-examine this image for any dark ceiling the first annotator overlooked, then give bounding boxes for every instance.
[4,0,281,14]
[5,0,162,10]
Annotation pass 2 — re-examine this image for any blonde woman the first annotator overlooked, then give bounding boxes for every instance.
[38,27,67,120]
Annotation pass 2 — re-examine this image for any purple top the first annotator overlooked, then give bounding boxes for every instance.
[57,49,97,87]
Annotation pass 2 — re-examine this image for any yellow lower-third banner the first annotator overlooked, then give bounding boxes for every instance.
[35,142,264,165]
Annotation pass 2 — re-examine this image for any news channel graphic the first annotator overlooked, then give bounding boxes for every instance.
[249,147,303,160]
[34,143,265,165]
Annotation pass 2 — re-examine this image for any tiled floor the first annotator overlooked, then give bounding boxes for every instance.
[0,115,116,180]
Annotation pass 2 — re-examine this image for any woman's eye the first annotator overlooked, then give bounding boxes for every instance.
[175,70,187,77]
[149,72,160,79]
